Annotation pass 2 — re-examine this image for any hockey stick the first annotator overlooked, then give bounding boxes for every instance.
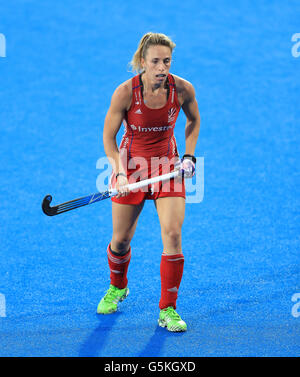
[42,169,180,216]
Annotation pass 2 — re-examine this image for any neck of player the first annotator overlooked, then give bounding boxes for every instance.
[142,72,167,94]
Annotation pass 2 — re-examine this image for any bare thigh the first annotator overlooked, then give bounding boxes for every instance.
[111,200,145,253]
[155,197,185,254]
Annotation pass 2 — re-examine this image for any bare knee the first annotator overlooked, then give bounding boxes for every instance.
[162,226,182,249]
[111,234,131,254]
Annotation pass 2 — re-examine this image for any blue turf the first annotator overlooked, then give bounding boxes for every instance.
[0,0,299,356]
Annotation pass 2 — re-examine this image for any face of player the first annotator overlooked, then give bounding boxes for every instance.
[141,45,172,86]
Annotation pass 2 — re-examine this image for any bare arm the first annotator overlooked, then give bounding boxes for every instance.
[181,81,201,156]
[103,81,132,176]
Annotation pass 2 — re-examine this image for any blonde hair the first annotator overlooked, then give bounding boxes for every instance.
[130,32,176,73]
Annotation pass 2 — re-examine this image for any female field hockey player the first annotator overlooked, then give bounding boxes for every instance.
[97,32,200,332]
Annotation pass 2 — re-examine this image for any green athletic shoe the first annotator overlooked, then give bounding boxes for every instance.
[97,284,129,314]
[158,307,187,332]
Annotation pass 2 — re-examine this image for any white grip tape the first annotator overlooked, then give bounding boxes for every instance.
[109,169,180,197]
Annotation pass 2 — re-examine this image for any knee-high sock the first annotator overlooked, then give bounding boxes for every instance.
[159,253,184,310]
[107,244,131,289]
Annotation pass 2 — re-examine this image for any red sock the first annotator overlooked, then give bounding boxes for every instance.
[159,253,184,310]
[107,244,131,289]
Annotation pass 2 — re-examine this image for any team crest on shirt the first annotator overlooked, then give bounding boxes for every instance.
[168,107,177,123]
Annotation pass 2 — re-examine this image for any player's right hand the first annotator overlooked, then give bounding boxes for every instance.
[116,174,130,198]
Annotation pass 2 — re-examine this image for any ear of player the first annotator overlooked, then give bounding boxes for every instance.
[180,154,196,178]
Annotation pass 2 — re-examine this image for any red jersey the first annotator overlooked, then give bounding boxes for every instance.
[120,73,181,161]
[111,73,185,204]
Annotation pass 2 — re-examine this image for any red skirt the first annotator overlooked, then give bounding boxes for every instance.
[110,156,185,205]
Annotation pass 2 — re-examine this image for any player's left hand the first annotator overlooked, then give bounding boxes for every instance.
[180,155,196,178]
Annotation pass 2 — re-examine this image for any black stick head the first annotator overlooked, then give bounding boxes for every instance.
[42,195,57,216]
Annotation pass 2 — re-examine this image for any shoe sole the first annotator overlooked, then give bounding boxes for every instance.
[97,288,129,315]
[158,319,187,332]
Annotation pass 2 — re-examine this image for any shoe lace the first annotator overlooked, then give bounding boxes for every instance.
[164,307,181,321]
[103,286,118,303]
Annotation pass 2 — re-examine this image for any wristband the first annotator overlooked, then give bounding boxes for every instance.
[182,154,196,164]
[116,172,127,180]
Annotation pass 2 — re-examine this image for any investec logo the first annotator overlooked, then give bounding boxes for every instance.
[130,124,173,132]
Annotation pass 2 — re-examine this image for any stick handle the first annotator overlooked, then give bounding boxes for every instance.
[109,169,180,197]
